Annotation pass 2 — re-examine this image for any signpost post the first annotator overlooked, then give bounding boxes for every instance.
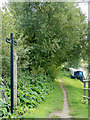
[13,50,18,107]
[6,33,17,114]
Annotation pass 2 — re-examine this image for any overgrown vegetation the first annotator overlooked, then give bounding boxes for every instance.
[22,79,64,118]
[60,70,88,118]
[0,72,54,118]
[0,1,88,118]
[1,2,88,77]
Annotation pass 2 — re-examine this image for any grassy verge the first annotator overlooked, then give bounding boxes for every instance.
[60,70,88,118]
[22,79,64,118]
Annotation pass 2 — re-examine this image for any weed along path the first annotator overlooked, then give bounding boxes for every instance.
[48,78,72,118]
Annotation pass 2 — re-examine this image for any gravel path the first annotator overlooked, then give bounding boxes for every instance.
[48,78,72,118]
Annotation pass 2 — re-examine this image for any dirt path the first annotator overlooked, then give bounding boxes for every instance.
[48,78,72,118]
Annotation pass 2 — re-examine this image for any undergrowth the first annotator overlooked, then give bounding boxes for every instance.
[22,79,64,118]
[0,71,54,118]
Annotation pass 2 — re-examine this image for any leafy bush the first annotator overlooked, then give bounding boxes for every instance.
[1,72,54,118]
[0,80,11,118]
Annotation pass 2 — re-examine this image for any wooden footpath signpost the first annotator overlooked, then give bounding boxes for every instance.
[13,50,18,107]
[6,33,17,114]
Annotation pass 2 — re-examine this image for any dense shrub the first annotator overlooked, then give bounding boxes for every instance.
[0,72,54,118]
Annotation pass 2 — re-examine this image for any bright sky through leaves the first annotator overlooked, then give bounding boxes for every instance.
[0,0,8,8]
[78,2,88,21]
[0,0,88,20]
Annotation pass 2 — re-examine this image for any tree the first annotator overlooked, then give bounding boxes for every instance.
[1,2,88,77]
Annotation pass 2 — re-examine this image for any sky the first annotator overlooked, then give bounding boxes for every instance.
[0,0,88,21]
[78,2,88,21]
[0,0,8,7]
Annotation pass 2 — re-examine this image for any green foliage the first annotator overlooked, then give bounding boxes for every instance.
[0,2,88,118]
[0,73,54,118]
[17,72,54,107]
[0,99,7,117]
[0,77,11,118]
[60,70,88,118]
[23,79,64,118]
[1,2,88,77]
[0,98,11,118]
